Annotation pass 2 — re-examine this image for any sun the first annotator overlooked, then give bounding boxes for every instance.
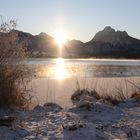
[55,31,66,47]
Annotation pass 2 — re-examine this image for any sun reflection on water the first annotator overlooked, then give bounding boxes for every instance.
[55,58,67,80]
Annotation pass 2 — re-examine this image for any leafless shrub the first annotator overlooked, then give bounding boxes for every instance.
[130,91,140,99]
[0,18,33,108]
[72,79,100,103]
[99,79,139,105]
[127,80,140,100]
[71,89,90,102]
[72,78,140,106]
[102,93,120,105]
[113,80,128,101]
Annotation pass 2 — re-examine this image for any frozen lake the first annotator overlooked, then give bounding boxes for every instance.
[27,58,140,107]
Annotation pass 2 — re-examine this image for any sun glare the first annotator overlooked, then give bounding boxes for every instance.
[55,58,67,80]
[55,31,66,47]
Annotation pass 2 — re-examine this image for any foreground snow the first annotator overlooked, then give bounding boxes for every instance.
[0,100,140,140]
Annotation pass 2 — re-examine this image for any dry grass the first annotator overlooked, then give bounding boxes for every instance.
[130,92,140,99]
[0,19,33,109]
[72,78,140,105]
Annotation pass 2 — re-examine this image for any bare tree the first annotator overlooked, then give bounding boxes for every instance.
[0,18,33,108]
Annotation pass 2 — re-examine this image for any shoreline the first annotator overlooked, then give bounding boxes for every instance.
[30,76,140,108]
[0,96,140,139]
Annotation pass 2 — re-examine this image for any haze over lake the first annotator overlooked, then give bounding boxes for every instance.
[28,58,140,79]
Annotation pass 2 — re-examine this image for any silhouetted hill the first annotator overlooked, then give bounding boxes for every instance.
[1,30,58,57]
[84,26,140,58]
[63,40,86,57]
[1,27,140,58]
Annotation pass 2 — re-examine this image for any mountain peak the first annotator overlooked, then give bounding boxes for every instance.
[39,32,47,36]
[103,26,115,33]
[91,26,129,43]
[116,30,128,36]
[38,32,53,39]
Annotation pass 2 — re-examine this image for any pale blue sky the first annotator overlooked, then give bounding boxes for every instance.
[0,0,140,42]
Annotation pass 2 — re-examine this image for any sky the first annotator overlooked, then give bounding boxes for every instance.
[0,0,140,42]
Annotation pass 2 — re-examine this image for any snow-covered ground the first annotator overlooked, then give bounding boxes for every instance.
[0,99,140,140]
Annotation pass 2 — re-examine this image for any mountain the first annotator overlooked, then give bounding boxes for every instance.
[1,30,58,57]
[63,40,86,57]
[91,26,128,44]
[84,26,140,58]
[1,26,140,58]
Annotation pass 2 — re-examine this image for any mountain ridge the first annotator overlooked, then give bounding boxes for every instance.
[1,26,140,58]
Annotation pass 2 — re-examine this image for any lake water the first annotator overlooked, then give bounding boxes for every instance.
[28,58,140,78]
[28,58,140,107]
